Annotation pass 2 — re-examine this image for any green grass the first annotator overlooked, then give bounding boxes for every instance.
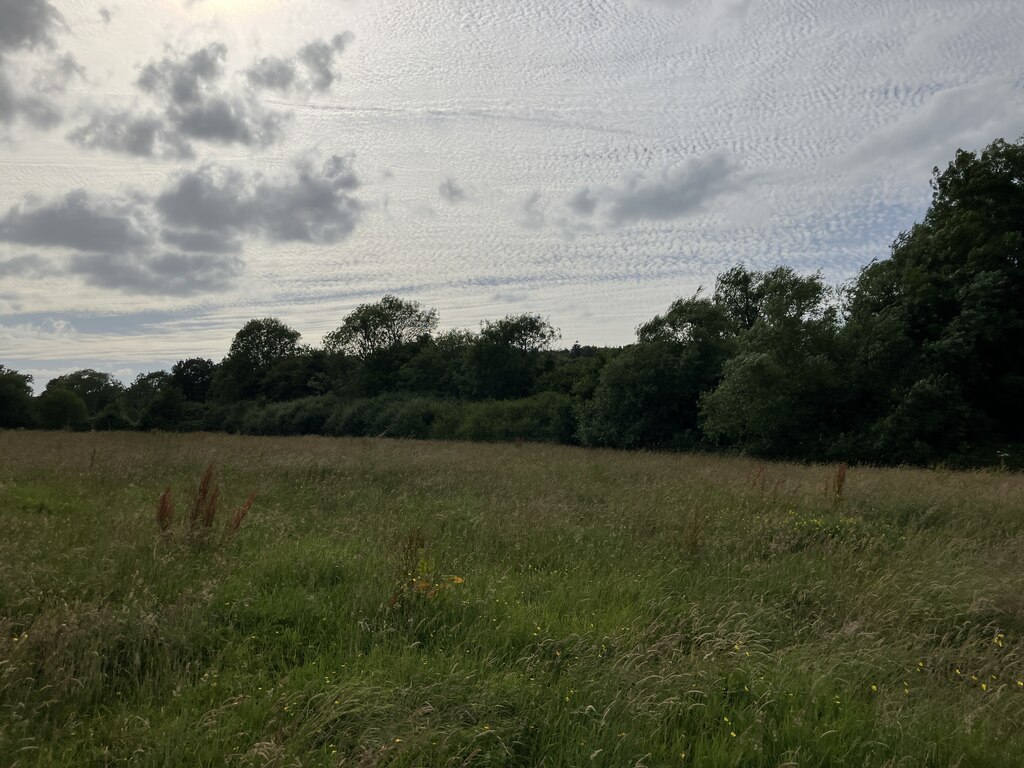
[1,431,1023,766]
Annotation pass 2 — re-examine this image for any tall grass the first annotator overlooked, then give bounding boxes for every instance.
[1,431,1022,766]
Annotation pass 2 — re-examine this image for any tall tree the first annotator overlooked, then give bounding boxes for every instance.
[843,136,1024,460]
[45,369,124,421]
[171,358,215,402]
[0,365,35,428]
[323,296,438,358]
[215,318,302,400]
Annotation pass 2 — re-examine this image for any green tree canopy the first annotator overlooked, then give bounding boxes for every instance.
[843,136,1024,457]
[0,365,35,428]
[45,369,124,419]
[323,295,438,358]
[37,388,89,431]
[171,358,216,402]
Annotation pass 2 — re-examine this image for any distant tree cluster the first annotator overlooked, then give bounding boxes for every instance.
[3,138,1022,467]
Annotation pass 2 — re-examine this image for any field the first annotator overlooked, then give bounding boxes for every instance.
[1,432,1023,767]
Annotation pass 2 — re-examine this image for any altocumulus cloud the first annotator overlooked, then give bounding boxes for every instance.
[70,41,285,158]
[563,151,742,229]
[156,154,361,248]
[0,153,362,295]
[0,189,241,295]
[0,0,74,130]
[247,33,353,94]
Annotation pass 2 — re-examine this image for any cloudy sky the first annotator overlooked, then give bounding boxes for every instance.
[1,0,1022,387]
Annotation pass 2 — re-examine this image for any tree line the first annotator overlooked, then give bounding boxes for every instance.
[3,138,1022,467]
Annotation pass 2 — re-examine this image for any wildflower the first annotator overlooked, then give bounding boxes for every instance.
[730,731,737,738]
[981,683,988,691]
[870,684,878,692]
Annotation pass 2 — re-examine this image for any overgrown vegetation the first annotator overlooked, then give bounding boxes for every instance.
[4,137,1023,467]
[1,431,1022,766]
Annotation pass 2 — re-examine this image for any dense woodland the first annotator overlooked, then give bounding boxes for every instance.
[2,138,1022,467]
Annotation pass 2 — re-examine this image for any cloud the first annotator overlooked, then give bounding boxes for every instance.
[246,57,297,92]
[68,250,243,296]
[71,42,286,157]
[0,0,63,53]
[136,43,226,106]
[518,192,545,230]
[32,53,85,94]
[0,190,155,253]
[561,151,741,229]
[246,33,353,94]
[439,178,466,203]
[0,0,69,130]
[0,188,242,296]
[297,34,352,91]
[0,254,56,278]
[156,154,362,246]
[841,79,1024,181]
[67,110,194,158]
[628,0,753,22]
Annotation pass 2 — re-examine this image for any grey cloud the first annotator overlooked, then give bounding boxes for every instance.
[519,192,545,230]
[137,42,227,106]
[156,154,361,246]
[0,0,62,53]
[67,110,194,158]
[0,254,56,278]
[32,53,85,94]
[246,33,353,94]
[0,1,68,130]
[0,71,61,129]
[566,187,598,216]
[439,178,466,203]
[841,80,1023,180]
[0,187,245,297]
[170,93,283,147]
[14,94,61,128]
[246,57,297,91]
[565,151,740,228]
[68,250,243,296]
[72,42,288,156]
[0,72,16,125]
[298,34,352,91]
[161,229,241,253]
[0,190,155,253]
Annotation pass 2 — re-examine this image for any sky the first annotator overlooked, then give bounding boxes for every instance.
[1,0,1022,389]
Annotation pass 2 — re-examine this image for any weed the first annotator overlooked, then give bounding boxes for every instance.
[156,461,255,543]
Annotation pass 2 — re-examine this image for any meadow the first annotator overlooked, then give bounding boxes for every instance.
[1,431,1022,767]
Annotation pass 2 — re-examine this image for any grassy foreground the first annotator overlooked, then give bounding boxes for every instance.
[1,432,1022,767]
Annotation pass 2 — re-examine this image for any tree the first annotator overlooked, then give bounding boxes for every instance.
[323,296,438,358]
[215,318,302,400]
[171,358,215,402]
[37,388,89,431]
[577,343,694,449]
[45,369,124,419]
[227,318,302,370]
[842,136,1024,458]
[0,365,35,428]
[121,371,177,428]
[698,269,843,457]
[479,314,559,353]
